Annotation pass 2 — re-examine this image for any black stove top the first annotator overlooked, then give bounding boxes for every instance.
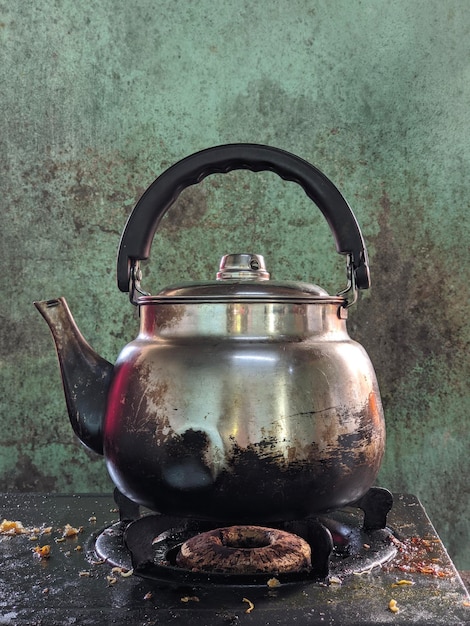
[1,493,469,625]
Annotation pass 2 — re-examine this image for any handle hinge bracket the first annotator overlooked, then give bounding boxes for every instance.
[129,260,149,305]
[337,254,359,315]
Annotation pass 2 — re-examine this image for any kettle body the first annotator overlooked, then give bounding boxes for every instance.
[104,293,384,521]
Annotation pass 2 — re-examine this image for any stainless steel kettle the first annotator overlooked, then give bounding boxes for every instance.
[36,144,385,522]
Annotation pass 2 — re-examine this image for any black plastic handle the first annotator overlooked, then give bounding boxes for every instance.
[117,144,370,292]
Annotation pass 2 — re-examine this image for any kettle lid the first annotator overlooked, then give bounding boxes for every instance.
[138,253,344,304]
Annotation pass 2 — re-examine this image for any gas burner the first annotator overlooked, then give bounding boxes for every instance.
[4,493,469,625]
[92,487,397,586]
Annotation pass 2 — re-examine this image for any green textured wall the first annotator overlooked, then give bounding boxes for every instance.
[1,1,469,569]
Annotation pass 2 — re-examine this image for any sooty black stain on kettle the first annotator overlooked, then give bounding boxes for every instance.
[161,429,215,491]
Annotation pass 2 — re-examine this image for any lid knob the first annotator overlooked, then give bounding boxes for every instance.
[216,254,270,281]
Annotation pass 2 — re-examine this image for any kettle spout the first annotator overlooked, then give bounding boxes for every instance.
[34,297,114,455]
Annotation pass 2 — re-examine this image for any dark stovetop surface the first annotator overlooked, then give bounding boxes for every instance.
[0,493,469,625]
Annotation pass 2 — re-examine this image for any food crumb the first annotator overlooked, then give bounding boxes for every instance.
[111,566,134,577]
[33,545,51,559]
[120,568,133,577]
[62,523,81,537]
[181,596,200,603]
[392,579,414,587]
[389,599,399,613]
[106,576,118,585]
[78,570,91,577]
[0,519,26,535]
[243,597,255,614]
[267,577,281,588]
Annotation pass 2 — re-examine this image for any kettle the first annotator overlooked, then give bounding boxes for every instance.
[35,144,385,523]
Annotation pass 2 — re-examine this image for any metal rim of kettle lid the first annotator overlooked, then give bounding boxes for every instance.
[136,253,348,305]
[136,293,346,304]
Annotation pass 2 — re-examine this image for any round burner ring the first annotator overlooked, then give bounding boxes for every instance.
[176,525,311,574]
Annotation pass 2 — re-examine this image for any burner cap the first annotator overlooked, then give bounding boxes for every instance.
[176,525,312,574]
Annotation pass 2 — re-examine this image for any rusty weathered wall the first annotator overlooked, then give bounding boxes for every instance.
[1,2,469,568]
